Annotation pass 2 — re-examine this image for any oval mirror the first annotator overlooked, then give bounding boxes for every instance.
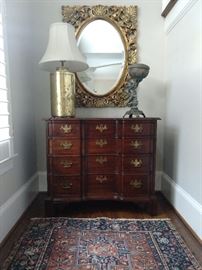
[62,4,137,107]
[76,19,125,96]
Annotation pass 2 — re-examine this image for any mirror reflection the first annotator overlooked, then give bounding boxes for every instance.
[77,19,125,96]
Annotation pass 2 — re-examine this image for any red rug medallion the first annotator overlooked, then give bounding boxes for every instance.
[2,218,201,270]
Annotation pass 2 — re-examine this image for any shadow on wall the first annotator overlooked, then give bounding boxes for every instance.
[138,77,165,117]
[163,126,179,200]
[139,77,165,172]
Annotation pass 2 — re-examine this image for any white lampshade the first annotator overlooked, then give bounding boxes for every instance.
[39,22,88,72]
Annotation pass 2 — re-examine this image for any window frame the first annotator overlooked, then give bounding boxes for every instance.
[0,0,16,175]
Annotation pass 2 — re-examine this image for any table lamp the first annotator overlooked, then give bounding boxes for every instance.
[39,22,88,117]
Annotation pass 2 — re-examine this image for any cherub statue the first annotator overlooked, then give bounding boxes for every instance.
[123,64,149,118]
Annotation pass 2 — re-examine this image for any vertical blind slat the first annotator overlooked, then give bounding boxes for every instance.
[0,89,7,100]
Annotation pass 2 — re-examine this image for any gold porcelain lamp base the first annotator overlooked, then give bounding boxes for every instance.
[50,68,75,117]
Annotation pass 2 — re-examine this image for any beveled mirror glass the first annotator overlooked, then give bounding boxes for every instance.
[62,5,137,107]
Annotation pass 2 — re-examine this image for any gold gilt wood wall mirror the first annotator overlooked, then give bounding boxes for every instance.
[62,5,137,107]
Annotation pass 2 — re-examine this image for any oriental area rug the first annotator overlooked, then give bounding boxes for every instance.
[3,218,201,270]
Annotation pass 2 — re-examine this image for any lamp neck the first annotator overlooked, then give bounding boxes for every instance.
[56,61,68,72]
[61,60,65,68]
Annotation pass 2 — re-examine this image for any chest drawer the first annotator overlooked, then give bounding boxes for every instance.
[86,174,118,196]
[49,157,81,175]
[123,155,151,172]
[48,139,80,155]
[85,120,117,138]
[86,155,118,173]
[123,138,153,154]
[51,176,81,197]
[123,174,149,196]
[48,121,80,138]
[86,139,117,154]
[123,121,155,137]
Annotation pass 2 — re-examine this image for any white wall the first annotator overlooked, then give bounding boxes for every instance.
[162,0,202,239]
[0,1,38,243]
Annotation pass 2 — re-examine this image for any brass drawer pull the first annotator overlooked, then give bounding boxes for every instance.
[60,160,72,168]
[96,139,107,147]
[60,141,72,150]
[60,124,72,134]
[130,159,142,167]
[96,175,107,183]
[96,124,108,133]
[130,179,143,189]
[130,140,143,149]
[131,124,143,133]
[62,182,73,189]
[96,156,107,164]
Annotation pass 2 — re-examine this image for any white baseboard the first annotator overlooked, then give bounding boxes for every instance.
[161,172,202,240]
[155,170,162,191]
[38,171,47,191]
[38,170,162,192]
[0,173,39,244]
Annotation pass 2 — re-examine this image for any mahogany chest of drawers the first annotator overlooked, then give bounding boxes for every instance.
[46,118,159,215]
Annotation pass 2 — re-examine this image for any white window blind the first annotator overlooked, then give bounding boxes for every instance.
[0,1,13,164]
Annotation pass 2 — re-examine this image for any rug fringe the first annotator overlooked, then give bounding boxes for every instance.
[31,217,171,221]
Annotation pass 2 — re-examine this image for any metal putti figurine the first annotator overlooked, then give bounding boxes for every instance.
[124,63,150,118]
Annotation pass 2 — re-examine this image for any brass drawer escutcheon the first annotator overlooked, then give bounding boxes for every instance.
[96,156,108,164]
[60,160,72,168]
[60,141,72,150]
[130,140,143,149]
[130,179,143,189]
[96,175,107,183]
[131,124,143,133]
[60,124,72,134]
[96,139,107,147]
[62,182,73,189]
[130,159,143,167]
[96,124,108,133]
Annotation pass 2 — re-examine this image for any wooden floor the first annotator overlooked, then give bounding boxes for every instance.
[0,192,202,267]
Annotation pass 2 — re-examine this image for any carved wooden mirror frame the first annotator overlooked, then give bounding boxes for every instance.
[62,5,137,107]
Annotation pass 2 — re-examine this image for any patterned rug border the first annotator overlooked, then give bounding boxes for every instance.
[3,217,201,270]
